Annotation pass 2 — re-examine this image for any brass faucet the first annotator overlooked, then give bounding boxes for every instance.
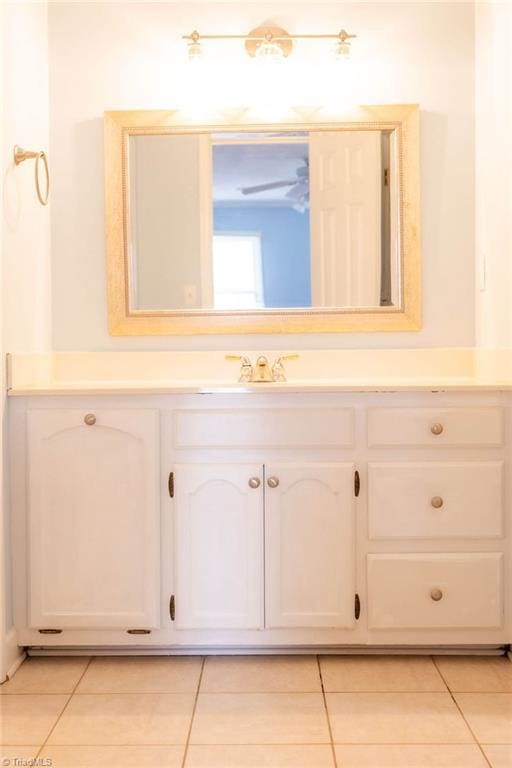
[226,354,299,383]
[254,356,273,382]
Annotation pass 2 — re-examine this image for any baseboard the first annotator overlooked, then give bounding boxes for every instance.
[1,626,25,682]
[28,644,507,657]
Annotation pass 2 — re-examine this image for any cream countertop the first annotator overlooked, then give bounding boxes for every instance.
[7,348,512,395]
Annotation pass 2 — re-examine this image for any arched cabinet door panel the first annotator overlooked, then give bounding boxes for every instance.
[265,463,356,629]
[173,464,264,630]
[27,410,160,630]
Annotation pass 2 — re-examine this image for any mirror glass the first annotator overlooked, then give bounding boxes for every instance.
[128,128,400,313]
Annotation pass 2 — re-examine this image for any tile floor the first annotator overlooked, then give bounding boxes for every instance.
[1,654,512,767]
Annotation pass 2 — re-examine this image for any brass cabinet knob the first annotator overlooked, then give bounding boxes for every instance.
[430,588,443,602]
[430,422,444,436]
[84,413,96,426]
[267,476,279,488]
[431,496,444,509]
[248,477,261,489]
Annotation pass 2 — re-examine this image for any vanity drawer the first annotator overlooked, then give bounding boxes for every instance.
[367,407,503,447]
[174,408,355,448]
[367,553,503,630]
[368,461,503,539]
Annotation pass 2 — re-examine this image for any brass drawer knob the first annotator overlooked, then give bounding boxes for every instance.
[248,477,261,489]
[431,496,444,509]
[267,476,279,488]
[430,588,443,602]
[84,413,96,426]
[430,422,444,436]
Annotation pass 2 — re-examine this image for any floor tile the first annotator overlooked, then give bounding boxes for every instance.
[320,656,446,692]
[455,693,512,744]
[0,657,90,694]
[41,745,184,767]
[0,694,69,745]
[481,745,512,767]
[201,656,321,693]
[327,692,473,744]
[47,693,195,745]
[435,656,512,693]
[76,656,202,694]
[190,692,330,745]
[185,744,334,767]
[334,744,489,767]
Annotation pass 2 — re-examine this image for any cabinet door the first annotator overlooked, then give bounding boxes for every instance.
[265,463,356,628]
[174,464,263,629]
[28,410,160,630]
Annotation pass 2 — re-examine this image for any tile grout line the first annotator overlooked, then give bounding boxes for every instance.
[180,655,206,768]
[22,740,499,747]
[317,655,338,768]
[35,656,94,760]
[2,688,352,696]
[431,656,493,768]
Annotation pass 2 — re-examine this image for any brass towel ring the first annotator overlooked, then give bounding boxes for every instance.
[13,145,50,206]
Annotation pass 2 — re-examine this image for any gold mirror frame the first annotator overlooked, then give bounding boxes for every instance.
[104,105,420,335]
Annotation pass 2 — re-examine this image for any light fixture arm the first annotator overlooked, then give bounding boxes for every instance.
[182,29,357,43]
[183,24,356,62]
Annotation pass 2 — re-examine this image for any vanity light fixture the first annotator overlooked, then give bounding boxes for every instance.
[183,25,356,63]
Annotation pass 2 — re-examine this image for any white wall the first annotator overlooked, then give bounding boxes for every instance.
[48,1,475,350]
[475,0,512,348]
[1,0,51,680]
[0,0,5,683]
[3,2,52,355]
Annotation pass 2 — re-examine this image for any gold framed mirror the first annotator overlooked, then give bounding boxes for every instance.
[104,105,420,335]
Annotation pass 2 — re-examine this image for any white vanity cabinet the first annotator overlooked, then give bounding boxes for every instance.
[25,409,160,630]
[9,391,511,651]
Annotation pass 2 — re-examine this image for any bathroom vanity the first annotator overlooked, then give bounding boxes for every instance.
[6,105,510,656]
[8,350,512,653]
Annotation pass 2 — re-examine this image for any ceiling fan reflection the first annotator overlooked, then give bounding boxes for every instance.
[238,158,309,212]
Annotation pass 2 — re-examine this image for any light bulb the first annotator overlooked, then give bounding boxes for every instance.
[334,39,351,60]
[255,40,285,64]
[187,40,202,62]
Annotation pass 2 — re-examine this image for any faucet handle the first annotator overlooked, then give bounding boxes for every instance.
[225,354,253,383]
[272,353,299,382]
